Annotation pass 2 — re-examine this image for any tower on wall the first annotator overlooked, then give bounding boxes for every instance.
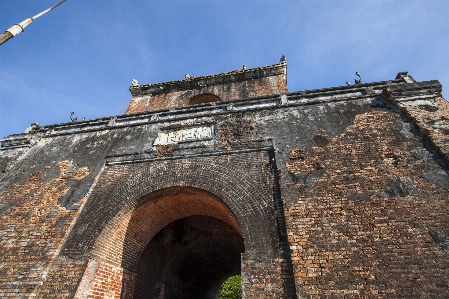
[126,60,287,113]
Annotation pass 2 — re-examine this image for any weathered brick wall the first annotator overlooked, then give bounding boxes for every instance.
[126,63,287,114]
[73,259,136,299]
[35,257,88,298]
[62,152,279,258]
[394,95,449,158]
[0,161,90,298]
[282,110,449,298]
[126,75,287,114]
[0,70,448,298]
[242,258,296,299]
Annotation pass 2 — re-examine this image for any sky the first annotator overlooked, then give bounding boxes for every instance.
[0,0,448,139]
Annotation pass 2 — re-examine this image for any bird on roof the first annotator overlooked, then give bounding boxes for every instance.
[354,72,362,84]
[242,65,247,71]
[280,55,286,62]
[70,112,78,122]
[185,73,190,80]
[131,79,139,86]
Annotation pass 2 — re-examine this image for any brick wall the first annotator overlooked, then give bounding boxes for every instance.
[242,258,296,299]
[1,71,448,298]
[126,73,288,114]
[283,110,449,298]
[74,259,136,299]
[394,96,449,159]
[0,161,90,298]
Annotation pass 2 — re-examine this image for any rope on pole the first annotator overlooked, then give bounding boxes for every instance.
[0,32,13,46]
[0,0,67,46]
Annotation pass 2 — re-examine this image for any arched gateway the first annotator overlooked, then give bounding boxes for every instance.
[63,151,296,298]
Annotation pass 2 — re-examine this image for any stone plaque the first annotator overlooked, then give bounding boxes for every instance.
[153,125,215,145]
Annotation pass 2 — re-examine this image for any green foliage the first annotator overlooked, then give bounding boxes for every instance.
[218,275,242,299]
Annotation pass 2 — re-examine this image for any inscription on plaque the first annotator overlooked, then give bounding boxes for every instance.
[153,125,215,145]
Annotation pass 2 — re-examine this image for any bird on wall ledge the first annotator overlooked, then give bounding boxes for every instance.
[131,79,139,87]
[346,72,362,86]
[355,72,362,84]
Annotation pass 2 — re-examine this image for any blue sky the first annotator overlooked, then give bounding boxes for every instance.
[0,0,448,139]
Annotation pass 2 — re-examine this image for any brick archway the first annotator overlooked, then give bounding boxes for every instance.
[133,215,244,298]
[65,151,295,298]
[91,186,243,274]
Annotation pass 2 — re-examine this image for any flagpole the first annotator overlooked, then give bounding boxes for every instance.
[0,0,66,46]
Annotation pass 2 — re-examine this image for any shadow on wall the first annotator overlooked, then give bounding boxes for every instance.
[189,93,221,106]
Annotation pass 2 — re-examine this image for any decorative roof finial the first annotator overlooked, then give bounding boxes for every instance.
[280,55,286,62]
[242,65,247,71]
[185,73,191,80]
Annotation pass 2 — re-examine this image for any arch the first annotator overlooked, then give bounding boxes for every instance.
[188,93,221,105]
[67,152,288,298]
[91,186,243,271]
[63,154,279,259]
[132,215,244,298]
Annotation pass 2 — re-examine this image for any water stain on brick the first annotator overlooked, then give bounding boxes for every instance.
[0,161,90,298]
[217,116,259,146]
[284,111,449,297]
[284,147,326,187]
[398,97,449,158]
[311,134,330,147]
[429,230,449,255]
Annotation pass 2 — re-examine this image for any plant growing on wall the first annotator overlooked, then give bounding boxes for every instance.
[218,275,242,299]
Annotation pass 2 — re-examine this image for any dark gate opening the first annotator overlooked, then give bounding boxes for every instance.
[133,215,245,299]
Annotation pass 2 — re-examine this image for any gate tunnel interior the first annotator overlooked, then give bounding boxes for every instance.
[88,186,246,298]
[133,215,244,299]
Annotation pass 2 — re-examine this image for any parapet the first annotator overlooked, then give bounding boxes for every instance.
[125,60,288,114]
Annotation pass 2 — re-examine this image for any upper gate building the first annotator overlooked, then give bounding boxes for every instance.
[1,58,448,298]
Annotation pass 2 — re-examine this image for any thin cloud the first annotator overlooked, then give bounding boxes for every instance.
[1,0,448,139]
